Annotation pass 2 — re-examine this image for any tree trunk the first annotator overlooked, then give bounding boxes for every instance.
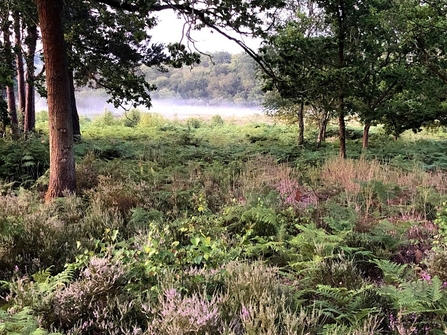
[362,122,370,149]
[14,12,26,119]
[338,109,346,158]
[317,109,328,148]
[297,101,304,146]
[24,24,38,133]
[5,86,17,134]
[336,0,347,159]
[2,22,18,134]
[68,69,81,141]
[36,0,76,201]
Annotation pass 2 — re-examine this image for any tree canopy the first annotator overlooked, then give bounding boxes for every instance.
[26,0,285,199]
[259,0,447,153]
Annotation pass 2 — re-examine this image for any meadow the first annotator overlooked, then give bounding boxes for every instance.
[2,109,447,334]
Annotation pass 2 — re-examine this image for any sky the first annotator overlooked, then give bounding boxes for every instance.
[35,10,263,116]
[150,11,261,54]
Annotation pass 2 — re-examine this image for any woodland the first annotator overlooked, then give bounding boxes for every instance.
[2,0,447,334]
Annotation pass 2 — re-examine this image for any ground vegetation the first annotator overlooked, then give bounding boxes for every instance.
[1,112,447,333]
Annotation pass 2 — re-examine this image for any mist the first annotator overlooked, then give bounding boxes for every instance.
[35,94,262,119]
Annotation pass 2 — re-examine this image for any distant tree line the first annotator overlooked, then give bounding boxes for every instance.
[143,51,263,106]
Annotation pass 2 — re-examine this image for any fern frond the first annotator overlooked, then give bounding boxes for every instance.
[31,267,53,284]
[371,259,409,284]
[379,276,447,316]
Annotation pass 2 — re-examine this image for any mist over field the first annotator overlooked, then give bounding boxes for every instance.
[35,94,262,119]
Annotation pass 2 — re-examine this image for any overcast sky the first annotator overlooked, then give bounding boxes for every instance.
[150,11,261,54]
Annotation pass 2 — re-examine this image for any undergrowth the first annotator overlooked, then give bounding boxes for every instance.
[2,110,447,333]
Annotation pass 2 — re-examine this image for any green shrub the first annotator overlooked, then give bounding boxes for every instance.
[121,108,141,127]
[93,109,119,127]
[186,117,202,129]
[211,114,225,127]
[138,112,166,128]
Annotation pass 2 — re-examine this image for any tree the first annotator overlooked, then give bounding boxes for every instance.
[13,11,26,118]
[345,0,407,148]
[260,0,426,155]
[36,0,76,201]
[32,0,283,200]
[380,65,446,139]
[23,22,38,133]
[259,8,339,148]
[1,16,18,134]
[0,39,11,135]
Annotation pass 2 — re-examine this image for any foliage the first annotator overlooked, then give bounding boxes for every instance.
[260,0,447,155]
[0,136,49,187]
[143,52,264,105]
[1,115,447,333]
[0,307,60,335]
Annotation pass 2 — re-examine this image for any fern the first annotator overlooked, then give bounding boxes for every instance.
[7,267,75,311]
[315,284,380,325]
[290,223,344,258]
[379,276,447,315]
[0,307,61,335]
[372,259,410,285]
[31,266,74,292]
[244,236,287,257]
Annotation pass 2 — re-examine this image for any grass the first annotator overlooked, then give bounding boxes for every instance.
[2,109,447,334]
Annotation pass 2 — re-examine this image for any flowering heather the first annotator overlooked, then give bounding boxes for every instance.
[149,288,223,334]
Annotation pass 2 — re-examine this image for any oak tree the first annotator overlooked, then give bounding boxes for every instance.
[34,0,283,200]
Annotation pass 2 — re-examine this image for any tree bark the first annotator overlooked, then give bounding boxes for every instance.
[2,22,18,134]
[338,109,346,158]
[36,0,76,201]
[5,87,17,134]
[336,0,346,159]
[24,24,38,133]
[14,12,26,119]
[362,122,370,149]
[68,69,81,141]
[297,101,304,146]
[317,109,329,148]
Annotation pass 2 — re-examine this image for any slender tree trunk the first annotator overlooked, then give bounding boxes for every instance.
[5,86,17,134]
[14,12,26,120]
[317,109,328,148]
[338,109,346,158]
[362,122,370,149]
[297,101,304,146]
[24,24,37,133]
[36,0,76,201]
[2,22,18,134]
[336,0,347,159]
[68,69,81,141]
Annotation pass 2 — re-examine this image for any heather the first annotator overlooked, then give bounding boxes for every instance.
[2,111,447,334]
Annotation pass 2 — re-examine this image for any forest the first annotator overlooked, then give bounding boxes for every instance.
[143,52,264,106]
[2,0,447,334]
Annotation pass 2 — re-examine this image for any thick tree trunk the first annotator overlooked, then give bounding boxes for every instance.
[297,101,304,146]
[68,69,81,141]
[36,0,76,201]
[24,24,38,133]
[14,12,26,119]
[362,122,370,149]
